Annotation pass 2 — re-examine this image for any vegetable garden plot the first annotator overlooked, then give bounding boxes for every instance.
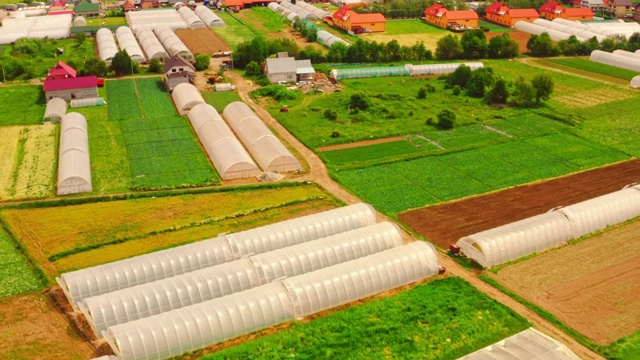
[484,140,579,179]
[422,124,508,150]
[135,78,176,118]
[320,140,424,167]
[106,80,142,120]
[0,229,40,297]
[488,113,568,138]
[0,86,45,126]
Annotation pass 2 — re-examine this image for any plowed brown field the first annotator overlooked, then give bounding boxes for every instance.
[175,28,231,55]
[486,30,531,54]
[488,220,640,344]
[398,159,640,249]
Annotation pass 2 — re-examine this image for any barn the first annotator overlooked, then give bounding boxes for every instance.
[43,61,98,101]
[331,6,386,33]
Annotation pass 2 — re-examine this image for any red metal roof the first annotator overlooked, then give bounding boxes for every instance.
[508,8,540,18]
[564,7,594,16]
[539,1,564,14]
[485,1,508,15]
[48,61,77,79]
[223,0,243,6]
[424,4,446,17]
[44,76,98,91]
[446,10,479,20]
[350,12,385,23]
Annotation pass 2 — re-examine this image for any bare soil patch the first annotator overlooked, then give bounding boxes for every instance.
[486,30,531,55]
[398,159,640,249]
[489,220,640,344]
[175,28,232,55]
[317,136,405,152]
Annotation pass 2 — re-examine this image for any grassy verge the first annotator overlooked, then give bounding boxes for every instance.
[544,57,638,81]
[202,90,242,112]
[211,12,257,50]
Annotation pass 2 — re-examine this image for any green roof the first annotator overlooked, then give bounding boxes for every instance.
[74,0,99,13]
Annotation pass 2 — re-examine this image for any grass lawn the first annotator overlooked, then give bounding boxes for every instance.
[203,90,242,112]
[0,86,45,126]
[200,277,530,360]
[86,17,127,27]
[365,19,452,49]
[212,12,257,50]
[545,57,638,81]
[236,7,288,35]
[480,20,513,32]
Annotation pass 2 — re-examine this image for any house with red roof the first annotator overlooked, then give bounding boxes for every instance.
[540,1,594,19]
[424,4,479,29]
[44,61,98,101]
[330,6,386,33]
[485,1,539,27]
[221,0,276,11]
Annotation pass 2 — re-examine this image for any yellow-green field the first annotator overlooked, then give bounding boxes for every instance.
[363,20,452,50]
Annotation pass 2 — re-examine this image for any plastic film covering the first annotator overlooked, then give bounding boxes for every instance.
[171,83,205,115]
[405,62,483,76]
[329,66,409,80]
[154,27,194,61]
[631,75,640,88]
[104,282,294,360]
[74,16,87,27]
[557,186,640,238]
[134,27,169,61]
[70,97,107,108]
[552,17,588,30]
[613,49,640,60]
[0,13,71,44]
[80,258,260,336]
[187,104,259,180]
[222,101,301,173]
[268,2,282,12]
[115,26,146,63]
[226,203,377,258]
[590,50,640,72]
[294,1,331,19]
[251,221,402,284]
[317,30,349,47]
[194,5,225,27]
[283,241,440,318]
[456,211,573,268]
[533,18,569,32]
[43,97,67,123]
[178,6,206,29]
[57,112,92,196]
[96,28,118,65]
[279,1,317,20]
[126,9,187,31]
[514,21,546,35]
[56,236,234,311]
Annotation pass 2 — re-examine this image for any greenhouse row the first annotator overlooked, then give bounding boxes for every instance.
[57,203,377,309]
[0,13,71,44]
[115,27,147,64]
[127,9,188,31]
[457,185,640,267]
[154,26,194,61]
[178,6,206,29]
[80,221,402,336]
[329,62,483,80]
[612,49,640,60]
[406,62,484,75]
[631,75,640,88]
[43,97,67,123]
[171,83,204,115]
[515,20,597,42]
[279,0,317,21]
[133,27,169,61]
[187,103,259,180]
[590,50,640,73]
[317,29,350,47]
[57,113,92,196]
[194,5,225,28]
[223,101,301,173]
[289,0,332,20]
[102,241,439,360]
[96,28,119,65]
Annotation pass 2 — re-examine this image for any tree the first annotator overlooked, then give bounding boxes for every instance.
[488,33,519,58]
[461,29,488,59]
[74,32,87,45]
[531,74,554,103]
[245,61,262,76]
[349,92,371,110]
[466,67,495,98]
[435,34,463,60]
[327,42,348,62]
[447,64,472,88]
[486,79,509,104]
[149,58,163,73]
[437,109,456,130]
[526,33,560,57]
[627,32,640,52]
[512,76,535,107]
[110,50,137,75]
[385,39,401,61]
[82,57,108,77]
[194,54,210,71]
[306,27,318,42]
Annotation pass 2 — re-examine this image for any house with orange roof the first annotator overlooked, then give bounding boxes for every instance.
[424,4,479,29]
[540,1,594,19]
[485,1,539,27]
[330,6,386,33]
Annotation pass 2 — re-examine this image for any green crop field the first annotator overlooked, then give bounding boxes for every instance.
[0,228,41,297]
[201,277,530,360]
[384,19,450,35]
[480,20,513,32]
[237,7,288,34]
[212,12,257,50]
[106,79,142,120]
[0,86,45,126]
[335,133,628,214]
[120,116,218,188]
[320,140,426,167]
[135,77,176,118]
[203,90,242,113]
[545,57,638,81]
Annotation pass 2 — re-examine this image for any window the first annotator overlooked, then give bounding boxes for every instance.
[172,69,176,72]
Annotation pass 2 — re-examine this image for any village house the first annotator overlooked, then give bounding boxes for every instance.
[330,5,386,33]
[540,1,595,20]
[164,54,196,92]
[43,61,98,101]
[485,1,540,27]
[264,52,316,84]
[423,4,479,30]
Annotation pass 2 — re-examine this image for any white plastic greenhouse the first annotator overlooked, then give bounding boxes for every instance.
[43,97,67,123]
[556,186,640,238]
[133,27,169,61]
[0,13,72,44]
[268,2,282,12]
[317,30,350,47]
[194,5,225,27]
[154,27,193,61]
[178,6,206,28]
[127,9,187,31]
[552,17,588,30]
[613,49,640,60]
[405,62,484,76]
[329,66,410,80]
[57,113,92,196]
[115,26,146,64]
[80,221,400,336]
[590,50,640,72]
[223,102,301,173]
[186,104,259,180]
[457,211,573,268]
[279,1,317,20]
[514,21,546,35]
[70,97,107,108]
[282,241,440,319]
[171,83,205,115]
[631,75,640,88]
[96,28,119,65]
[57,203,376,309]
[73,16,87,27]
[295,1,331,19]
[459,328,581,360]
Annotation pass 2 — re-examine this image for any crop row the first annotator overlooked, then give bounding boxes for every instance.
[106,79,142,120]
[0,228,41,298]
[135,78,177,118]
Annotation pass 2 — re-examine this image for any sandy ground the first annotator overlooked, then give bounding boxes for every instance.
[0,126,21,200]
[317,136,405,152]
[490,220,640,344]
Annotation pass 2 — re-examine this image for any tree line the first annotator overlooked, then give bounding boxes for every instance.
[527,32,640,57]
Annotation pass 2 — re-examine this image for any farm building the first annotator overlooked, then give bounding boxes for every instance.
[635,2,640,21]
[485,1,539,27]
[127,9,187,30]
[581,0,605,12]
[122,0,134,11]
[517,18,605,41]
[186,104,259,180]
[223,101,302,173]
[57,112,92,196]
[73,0,99,18]
[171,83,204,114]
[140,0,161,9]
[539,1,594,20]
[330,6,386,33]
[115,26,146,64]
[423,4,479,29]
[57,203,376,309]
[264,54,316,83]
[43,61,98,101]
[291,0,332,20]
[43,97,67,123]
[164,54,195,91]
[459,328,581,360]
[81,222,402,336]
[96,28,118,65]
[102,241,438,360]
[133,27,169,61]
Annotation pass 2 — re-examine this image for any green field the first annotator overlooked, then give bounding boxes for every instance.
[546,57,638,81]
[237,7,288,34]
[86,17,127,27]
[135,77,177,117]
[335,133,628,214]
[203,90,242,113]
[120,116,218,188]
[201,277,530,360]
[479,20,513,32]
[0,228,41,297]
[212,12,257,50]
[0,86,45,126]
[106,79,142,120]
[384,19,451,35]
[320,140,426,167]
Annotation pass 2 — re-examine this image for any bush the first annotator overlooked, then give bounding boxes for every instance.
[452,85,461,95]
[149,58,163,73]
[324,109,338,120]
[194,54,211,71]
[437,109,456,130]
[417,87,427,99]
[349,92,371,110]
[331,131,341,138]
[253,85,298,101]
[245,61,263,77]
